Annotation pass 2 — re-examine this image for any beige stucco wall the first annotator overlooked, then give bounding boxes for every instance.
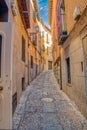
[65,0,87,34]
[61,10,87,117]
[10,1,29,101]
[0,22,13,129]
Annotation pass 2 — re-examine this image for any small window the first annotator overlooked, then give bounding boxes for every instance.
[66,57,71,84]
[0,35,2,78]
[46,34,49,43]
[42,31,44,37]
[31,56,33,68]
[47,47,48,55]
[22,36,25,62]
[33,11,36,21]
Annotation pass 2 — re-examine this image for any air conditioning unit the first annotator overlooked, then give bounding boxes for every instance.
[73,7,81,20]
[11,1,17,16]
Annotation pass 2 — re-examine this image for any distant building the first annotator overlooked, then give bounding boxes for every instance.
[37,22,53,71]
[49,0,61,86]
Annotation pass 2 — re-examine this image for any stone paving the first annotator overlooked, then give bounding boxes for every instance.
[13,70,87,130]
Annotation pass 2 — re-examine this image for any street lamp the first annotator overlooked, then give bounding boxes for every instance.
[30,25,39,36]
[35,25,39,33]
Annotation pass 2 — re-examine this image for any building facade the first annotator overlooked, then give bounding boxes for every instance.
[0,0,31,128]
[28,0,42,82]
[49,0,87,118]
[0,0,52,129]
[49,0,62,87]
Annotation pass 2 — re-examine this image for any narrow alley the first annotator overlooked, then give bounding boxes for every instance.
[13,71,87,130]
[0,0,87,129]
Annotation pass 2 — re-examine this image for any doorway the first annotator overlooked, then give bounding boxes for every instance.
[48,61,52,70]
[22,77,25,91]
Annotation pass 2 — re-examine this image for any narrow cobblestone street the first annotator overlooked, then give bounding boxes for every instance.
[13,71,87,130]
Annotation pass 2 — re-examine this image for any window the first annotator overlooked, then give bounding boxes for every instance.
[0,35,2,78]
[66,57,71,83]
[33,11,37,21]
[22,36,25,62]
[32,34,37,45]
[31,56,33,68]
[0,1,8,22]
[82,35,87,63]
[42,31,44,37]
[46,34,49,43]
[47,47,48,55]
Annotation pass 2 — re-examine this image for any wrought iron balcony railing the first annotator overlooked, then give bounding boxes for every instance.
[58,30,67,45]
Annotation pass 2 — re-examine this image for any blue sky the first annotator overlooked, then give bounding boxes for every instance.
[36,0,49,27]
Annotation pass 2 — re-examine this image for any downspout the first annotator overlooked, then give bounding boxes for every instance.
[60,47,62,90]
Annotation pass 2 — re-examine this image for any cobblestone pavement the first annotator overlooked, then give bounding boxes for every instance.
[13,70,87,130]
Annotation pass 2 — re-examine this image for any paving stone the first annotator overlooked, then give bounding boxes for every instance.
[19,113,41,130]
[40,125,63,130]
[13,70,87,130]
[41,113,59,126]
[42,102,56,113]
[25,105,42,113]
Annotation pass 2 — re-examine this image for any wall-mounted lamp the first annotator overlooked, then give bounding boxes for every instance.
[35,26,39,33]
[30,26,39,36]
[11,1,17,16]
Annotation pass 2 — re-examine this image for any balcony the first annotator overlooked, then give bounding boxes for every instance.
[58,5,68,45]
[18,0,30,29]
[58,30,67,45]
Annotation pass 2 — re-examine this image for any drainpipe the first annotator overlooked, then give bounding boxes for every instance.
[28,42,30,85]
[60,47,62,90]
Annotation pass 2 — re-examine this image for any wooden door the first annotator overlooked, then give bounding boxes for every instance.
[48,61,52,70]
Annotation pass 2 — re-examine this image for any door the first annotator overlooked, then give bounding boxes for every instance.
[48,61,52,70]
[0,23,13,129]
[82,35,87,97]
[22,77,25,91]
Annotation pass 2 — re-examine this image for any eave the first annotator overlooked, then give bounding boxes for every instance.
[18,0,30,29]
[49,0,53,25]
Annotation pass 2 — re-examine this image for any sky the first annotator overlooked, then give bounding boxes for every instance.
[36,0,50,28]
